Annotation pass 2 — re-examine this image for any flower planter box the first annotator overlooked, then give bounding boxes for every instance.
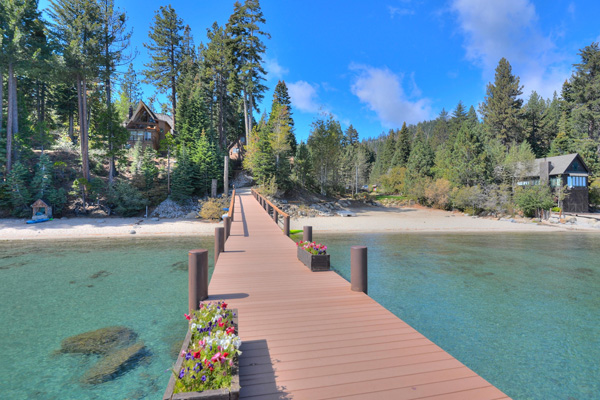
[297,247,330,271]
[163,310,240,400]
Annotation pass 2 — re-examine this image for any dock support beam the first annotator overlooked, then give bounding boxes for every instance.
[273,209,278,223]
[303,226,312,242]
[188,249,208,311]
[223,216,230,240]
[284,216,290,237]
[215,227,225,264]
[351,246,368,294]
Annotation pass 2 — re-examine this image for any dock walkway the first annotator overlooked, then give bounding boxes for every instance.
[208,189,509,399]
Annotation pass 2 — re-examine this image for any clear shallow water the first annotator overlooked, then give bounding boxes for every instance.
[0,237,214,400]
[316,232,600,400]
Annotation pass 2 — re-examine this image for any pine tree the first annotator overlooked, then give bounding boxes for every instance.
[201,22,236,149]
[48,0,103,180]
[2,0,44,173]
[342,125,359,148]
[32,153,54,199]
[270,80,296,153]
[406,127,434,179]
[391,122,411,167]
[117,63,142,120]
[143,5,184,128]
[370,130,396,182]
[566,42,600,141]
[480,58,524,146]
[538,92,560,156]
[226,0,270,145]
[307,115,343,195]
[293,141,312,188]
[523,91,547,157]
[192,132,221,195]
[171,145,197,202]
[451,123,488,187]
[7,162,32,215]
[451,101,467,132]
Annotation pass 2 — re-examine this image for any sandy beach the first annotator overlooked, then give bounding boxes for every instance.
[1,203,594,241]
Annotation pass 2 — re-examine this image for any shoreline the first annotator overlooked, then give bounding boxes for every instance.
[1,205,597,241]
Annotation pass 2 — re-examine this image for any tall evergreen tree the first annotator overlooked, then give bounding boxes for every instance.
[480,58,524,146]
[391,122,411,167]
[451,123,487,187]
[406,127,434,179]
[370,130,395,182]
[566,42,600,142]
[270,80,296,153]
[307,114,343,195]
[2,0,44,173]
[143,5,184,128]
[226,0,270,146]
[523,91,547,157]
[117,63,142,120]
[48,0,103,180]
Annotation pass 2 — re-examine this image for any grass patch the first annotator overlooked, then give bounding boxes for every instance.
[289,229,303,235]
[374,195,407,201]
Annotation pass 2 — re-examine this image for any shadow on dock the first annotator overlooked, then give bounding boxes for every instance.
[239,340,291,399]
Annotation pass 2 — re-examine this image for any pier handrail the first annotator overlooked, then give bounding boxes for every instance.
[250,188,290,236]
[227,188,236,219]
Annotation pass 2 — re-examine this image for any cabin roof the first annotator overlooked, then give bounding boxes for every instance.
[523,153,589,177]
[125,100,173,129]
[31,199,50,208]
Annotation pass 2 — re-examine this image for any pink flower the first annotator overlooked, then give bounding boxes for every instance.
[211,352,222,362]
[184,313,191,320]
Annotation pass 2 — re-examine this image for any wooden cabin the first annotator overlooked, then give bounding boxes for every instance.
[517,153,590,213]
[31,199,52,220]
[124,101,173,151]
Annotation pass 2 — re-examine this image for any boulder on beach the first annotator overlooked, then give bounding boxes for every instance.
[81,341,148,384]
[59,326,137,355]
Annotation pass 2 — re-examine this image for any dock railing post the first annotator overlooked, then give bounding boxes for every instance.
[284,216,290,236]
[351,246,368,294]
[223,216,230,240]
[188,249,208,311]
[273,209,278,223]
[303,226,312,242]
[215,227,225,264]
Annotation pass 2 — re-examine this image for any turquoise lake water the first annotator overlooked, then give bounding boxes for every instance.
[317,232,600,400]
[1,233,598,399]
[0,237,214,400]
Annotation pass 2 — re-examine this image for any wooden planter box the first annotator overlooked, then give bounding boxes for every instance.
[297,247,330,271]
[163,310,240,400]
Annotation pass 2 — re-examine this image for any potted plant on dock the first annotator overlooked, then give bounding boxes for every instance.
[296,241,330,271]
[163,301,241,400]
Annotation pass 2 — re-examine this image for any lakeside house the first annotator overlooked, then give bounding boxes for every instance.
[517,153,589,213]
[123,100,173,151]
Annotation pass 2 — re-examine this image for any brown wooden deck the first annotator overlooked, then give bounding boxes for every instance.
[209,189,510,399]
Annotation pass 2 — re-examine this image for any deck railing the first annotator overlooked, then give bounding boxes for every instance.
[250,188,290,236]
[227,188,236,220]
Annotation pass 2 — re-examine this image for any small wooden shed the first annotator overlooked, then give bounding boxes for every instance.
[31,199,52,220]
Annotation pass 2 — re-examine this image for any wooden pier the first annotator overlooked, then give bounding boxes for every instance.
[208,189,510,399]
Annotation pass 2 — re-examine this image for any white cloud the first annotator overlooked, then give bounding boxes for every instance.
[350,64,432,127]
[388,6,414,18]
[451,0,570,99]
[287,81,321,113]
[264,57,288,80]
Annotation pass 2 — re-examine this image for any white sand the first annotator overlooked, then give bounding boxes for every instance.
[1,203,594,241]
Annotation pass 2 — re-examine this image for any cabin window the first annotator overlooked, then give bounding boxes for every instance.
[144,131,152,141]
[567,176,587,188]
[517,179,540,186]
[550,176,562,187]
[572,161,579,171]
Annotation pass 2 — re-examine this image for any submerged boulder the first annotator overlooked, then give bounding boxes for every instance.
[59,326,137,355]
[81,341,148,384]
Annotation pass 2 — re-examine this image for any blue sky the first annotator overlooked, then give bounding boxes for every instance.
[39,0,600,143]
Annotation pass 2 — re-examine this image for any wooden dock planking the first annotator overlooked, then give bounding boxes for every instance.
[207,189,509,399]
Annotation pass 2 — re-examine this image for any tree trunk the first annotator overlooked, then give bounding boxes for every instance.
[11,72,19,163]
[167,147,171,194]
[0,65,3,134]
[69,113,74,144]
[77,74,90,181]
[6,64,14,174]
[242,90,249,145]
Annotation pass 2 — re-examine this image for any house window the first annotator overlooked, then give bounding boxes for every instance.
[129,130,144,141]
[567,176,587,188]
[144,131,152,140]
[550,176,562,187]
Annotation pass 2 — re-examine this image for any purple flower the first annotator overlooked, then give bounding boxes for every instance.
[185,352,192,360]
[201,375,207,382]
[179,369,185,379]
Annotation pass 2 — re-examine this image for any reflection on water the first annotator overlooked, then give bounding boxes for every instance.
[319,232,600,400]
[0,237,213,399]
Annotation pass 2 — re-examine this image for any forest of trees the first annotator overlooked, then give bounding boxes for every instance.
[0,0,276,217]
[2,0,600,219]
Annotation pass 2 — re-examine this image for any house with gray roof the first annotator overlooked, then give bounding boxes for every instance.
[123,100,173,151]
[517,153,589,213]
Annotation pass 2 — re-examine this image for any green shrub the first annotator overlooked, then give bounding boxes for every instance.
[199,197,227,220]
[108,181,147,217]
[551,206,561,213]
[514,185,554,218]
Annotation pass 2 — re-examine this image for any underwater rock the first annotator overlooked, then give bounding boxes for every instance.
[90,270,111,279]
[59,326,138,355]
[81,341,147,384]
